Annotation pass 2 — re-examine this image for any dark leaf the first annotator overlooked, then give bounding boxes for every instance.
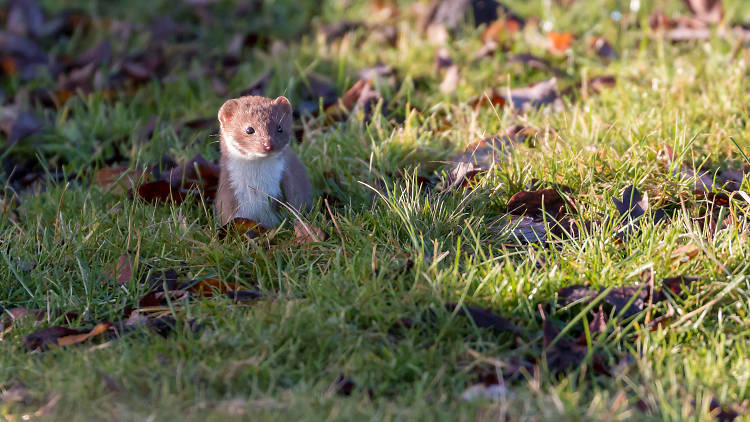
[556,284,596,306]
[445,125,538,190]
[7,0,45,38]
[130,180,187,204]
[1,382,31,404]
[135,115,157,144]
[8,111,42,144]
[684,0,723,24]
[238,71,271,97]
[428,0,521,30]
[474,78,562,112]
[332,374,356,396]
[226,289,262,302]
[446,303,519,334]
[218,217,267,239]
[592,37,618,59]
[506,186,573,219]
[23,326,89,351]
[320,20,364,42]
[708,398,739,422]
[72,41,112,68]
[166,154,220,196]
[603,285,650,318]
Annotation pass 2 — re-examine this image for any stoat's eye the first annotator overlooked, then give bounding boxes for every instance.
[277,125,283,133]
[245,127,255,135]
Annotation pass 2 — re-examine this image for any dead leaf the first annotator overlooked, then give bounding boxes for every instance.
[473,78,562,112]
[603,285,651,318]
[95,165,150,193]
[540,306,592,375]
[445,125,540,190]
[670,244,700,264]
[461,383,511,401]
[591,37,618,59]
[107,254,132,284]
[187,277,243,297]
[446,303,519,334]
[130,180,187,204]
[56,323,111,346]
[166,154,220,196]
[24,323,111,351]
[557,285,597,306]
[481,17,522,44]
[439,65,459,94]
[612,185,666,239]
[238,71,271,97]
[506,187,573,219]
[684,0,723,24]
[226,290,262,302]
[7,0,45,38]
[294,220,324,243]
[1,382,31,404]
[547,32,573,52]
[219,218,267,238]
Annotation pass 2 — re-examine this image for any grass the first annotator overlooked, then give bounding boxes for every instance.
[2,0,750,420]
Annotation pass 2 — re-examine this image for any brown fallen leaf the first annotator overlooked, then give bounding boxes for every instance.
[294,220,324,244]
[24,323,111,351]
[95,165,150,193]
[670,244,700,264]
[56,323,111,347]
[540,305,607,376]
[473,78,562,112]
[324,79,382,122]
[446,303,519,334]
[439,65,459,94]
[1,382,31,404]
[506,186,573,219]
[130,180,187,204]
[684,0,723,24]
[187,277,243,297]
[547,32,573,52]
[166,154,220,198]
[107,254,133,284]
[219,217,267,239]
[481,17,522,44]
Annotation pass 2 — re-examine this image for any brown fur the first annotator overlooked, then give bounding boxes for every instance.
[216,95,313,226]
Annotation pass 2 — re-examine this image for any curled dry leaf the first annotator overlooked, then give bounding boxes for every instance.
[24,323,112,351]
[612,185,666,240]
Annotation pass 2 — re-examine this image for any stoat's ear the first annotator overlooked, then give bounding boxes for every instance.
[273,96,292,115]
[218,99,238,126]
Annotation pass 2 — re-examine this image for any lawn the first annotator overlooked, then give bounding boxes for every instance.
[1,0,749,420]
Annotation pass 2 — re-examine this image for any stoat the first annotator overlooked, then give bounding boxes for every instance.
[216,95,313,228]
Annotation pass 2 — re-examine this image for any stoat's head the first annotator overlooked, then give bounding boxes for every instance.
[218,95,293,160]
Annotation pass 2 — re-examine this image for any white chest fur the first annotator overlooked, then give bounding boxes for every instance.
[226,153,286,228]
